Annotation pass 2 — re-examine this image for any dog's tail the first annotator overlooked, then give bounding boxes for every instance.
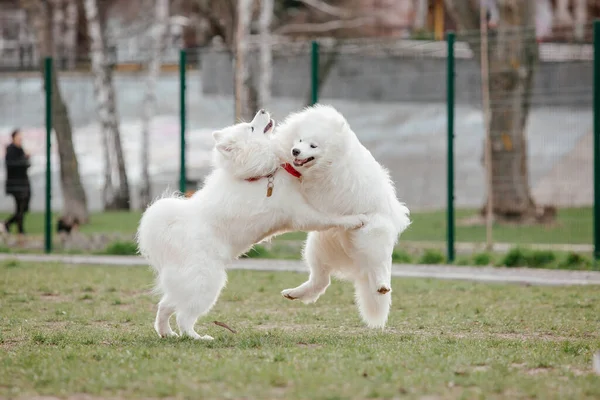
[136,191,186,270]
[391,200,411,236]
[354,278,391,329]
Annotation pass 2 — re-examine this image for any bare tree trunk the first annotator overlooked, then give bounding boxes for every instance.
[65,0,78,70]
[84,0,131,210]
[574,0,587,41]
[17,10,31,68]
[52,0,64,65]
[258,0,273,109]
[445,0,540,221]
[139,0,170,209]
[536,0,554,41]
[487,25,538,218]
[20,0,89,223]
[554,0,572,28]
[235,0,254,121]
[413,0,429,31]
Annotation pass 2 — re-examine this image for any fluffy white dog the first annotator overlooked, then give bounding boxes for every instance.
[136,110,366,340]
[273,105,411,329]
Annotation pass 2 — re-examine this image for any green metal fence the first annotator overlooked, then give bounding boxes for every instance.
[180,30,598,266]
[594,20,600,262]
[44,58,53,253]
[448,24,595,263]
[2,24,599,263]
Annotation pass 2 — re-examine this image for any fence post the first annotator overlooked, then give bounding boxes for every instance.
[44,57,53,254]
[179,49,187,195]
[311,41,319,105]
[594,21,600,262]
[446,32,455,263]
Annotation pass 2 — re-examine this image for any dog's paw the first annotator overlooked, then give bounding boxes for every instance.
[160,331,179,338]
[377,285,391,295]
[356,215,368,229]
[281,287,323,304]
[199,335,214,341]
[344,214,368,230]
[281,288,298,300]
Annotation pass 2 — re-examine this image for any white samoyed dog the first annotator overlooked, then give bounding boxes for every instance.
[136,110,367,340]
[273,104,411,329]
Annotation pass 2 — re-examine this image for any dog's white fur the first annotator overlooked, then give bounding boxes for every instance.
[273,104,411,329]
[136,110,366,340]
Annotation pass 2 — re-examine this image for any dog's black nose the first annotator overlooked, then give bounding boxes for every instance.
[259,109,266,114]
[292,148,301,157]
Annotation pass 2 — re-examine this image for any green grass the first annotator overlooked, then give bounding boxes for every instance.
[280,207,593,245]
[103,240,139,256]
[1,207,593,245]
[244,246,594,270]
[2,262,600,399]
[0,211,141,236]
[410,207,593,245]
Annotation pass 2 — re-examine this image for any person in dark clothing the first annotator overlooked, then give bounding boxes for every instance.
[4,129,31,234]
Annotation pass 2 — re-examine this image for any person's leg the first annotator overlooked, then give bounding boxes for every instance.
[4,195,19,232]
[15,194,28,234]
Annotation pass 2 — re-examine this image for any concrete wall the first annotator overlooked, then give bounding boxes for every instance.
[202,51,592,108]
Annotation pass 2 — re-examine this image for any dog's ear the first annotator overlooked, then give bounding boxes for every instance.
[215,141,234,156]
[214,134,237,157]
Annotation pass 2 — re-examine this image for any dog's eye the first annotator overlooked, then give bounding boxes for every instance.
[251,127,254,132]
[310,144,317,149]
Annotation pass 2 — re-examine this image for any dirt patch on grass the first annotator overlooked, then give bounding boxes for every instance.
[0,337,26,350]
[302,326,586,342]
[451,331,578,342]
[567,366,592,376]
[511,363,592,377]
[471,365,490,372]
[526,367,554,375]
[39,292,68,302]
[454,364,490,376]
[296,342,322,348]
[17,396,179,400]
[511,363,528,369]
[255,323,311,332]
[391,328,587,342]
[511,363,591,377]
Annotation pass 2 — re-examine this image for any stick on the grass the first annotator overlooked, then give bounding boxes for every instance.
[213,320,237,334]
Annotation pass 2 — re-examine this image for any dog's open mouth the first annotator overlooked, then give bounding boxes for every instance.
[293,157,315,167]
[263,119,274,134]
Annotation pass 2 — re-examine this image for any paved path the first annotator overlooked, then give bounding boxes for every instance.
[2,253,599,286]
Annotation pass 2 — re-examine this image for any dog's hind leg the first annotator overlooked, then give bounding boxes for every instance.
[366,258,393,295]
[281,264,330,304]
[352,218,396,294]
[350,219,397,328]
[281,231,344,303]
[176,311,214,340]
[354,275,391,329]
[172,264,228,340]
[155,296,178,338]
[351,250,393,328]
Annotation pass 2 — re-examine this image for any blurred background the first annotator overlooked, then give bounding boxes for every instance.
[0,0,596,265]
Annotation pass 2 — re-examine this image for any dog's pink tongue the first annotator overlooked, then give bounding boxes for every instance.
[264,120,273,133]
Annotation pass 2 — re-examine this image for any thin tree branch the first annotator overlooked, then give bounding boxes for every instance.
[296,0,352,19]
[275,16,376,34]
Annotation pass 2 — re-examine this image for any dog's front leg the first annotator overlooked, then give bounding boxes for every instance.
[291,205,366,232]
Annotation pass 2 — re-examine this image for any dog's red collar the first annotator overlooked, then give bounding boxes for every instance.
[281,163,302,178]
[245,163,302,182]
